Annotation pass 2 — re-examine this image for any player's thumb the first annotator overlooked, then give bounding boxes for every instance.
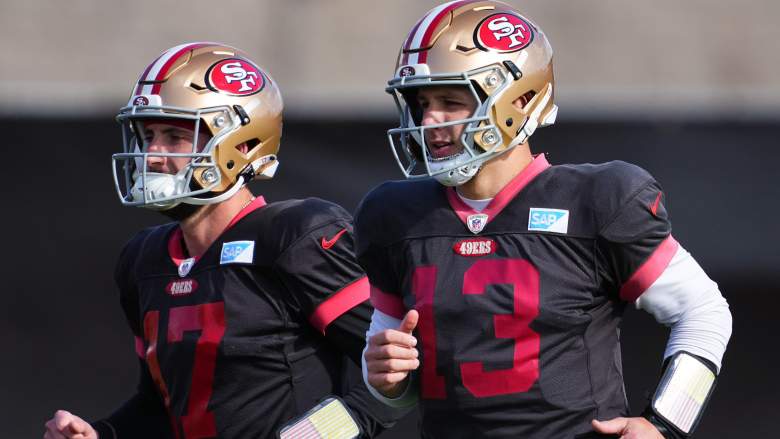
[399,309,419,334]
[591,418,628,434]
[66,417,89,435]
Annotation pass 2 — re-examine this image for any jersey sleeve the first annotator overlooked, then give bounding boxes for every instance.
[273,206,411,436]
[115,233,143,339]
[597,170,678,302]
[273,216,370,335]
[324,300,414,436]
[91,231,171,437]
[354,186,407,320]
[92,359,173,439]
[636,244,732,371]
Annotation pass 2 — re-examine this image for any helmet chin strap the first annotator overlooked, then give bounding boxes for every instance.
[182,175,246,205]
[181,154,278,205]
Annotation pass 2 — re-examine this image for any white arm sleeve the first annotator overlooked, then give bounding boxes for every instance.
[636,244,732,372]
[361,309,420,408]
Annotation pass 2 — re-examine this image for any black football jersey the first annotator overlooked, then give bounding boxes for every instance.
[99,197,400,439]
[355,155,678,438]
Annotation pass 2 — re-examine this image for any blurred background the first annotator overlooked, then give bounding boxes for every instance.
[1,0,778,437]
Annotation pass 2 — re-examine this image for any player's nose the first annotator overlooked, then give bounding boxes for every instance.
[146,155,165,171]
[421,106,446,126]
[144,140,167,171]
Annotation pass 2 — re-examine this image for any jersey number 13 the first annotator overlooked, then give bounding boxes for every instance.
[413,258,540,399]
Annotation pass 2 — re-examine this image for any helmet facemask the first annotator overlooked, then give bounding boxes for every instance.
[113,105,242,210]
[387,65,513,186]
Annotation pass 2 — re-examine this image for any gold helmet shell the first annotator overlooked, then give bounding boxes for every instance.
[387,1,557,185]
[113,42,283,208]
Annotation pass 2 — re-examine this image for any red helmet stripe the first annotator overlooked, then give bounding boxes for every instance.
[416,0,475,63]
[403,0,479,65]
[401,18,424,64]
[149,42,214,94]
[133,52,165,95]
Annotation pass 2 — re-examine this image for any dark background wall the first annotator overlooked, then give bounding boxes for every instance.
[2,117,778,438]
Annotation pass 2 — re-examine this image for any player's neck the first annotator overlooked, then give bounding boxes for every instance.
[457,143,534,200]
[178,187,255,257]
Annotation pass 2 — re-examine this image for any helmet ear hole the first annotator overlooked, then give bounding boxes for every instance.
[514,91,537,111]
[246,138,260,148]
[234,139,260,155]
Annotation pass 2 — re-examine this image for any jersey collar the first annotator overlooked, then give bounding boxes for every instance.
[445,154,550,233]
[168,195,267,265]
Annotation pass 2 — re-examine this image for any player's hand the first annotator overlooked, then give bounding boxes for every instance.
[44,410,98,439]
[592,417,664,438]
[364,309,420,398]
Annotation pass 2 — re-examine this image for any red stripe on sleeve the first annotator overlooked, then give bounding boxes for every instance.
[619,235,679,302]
[370,284,406,319]
[134,336,145,358]
[309,277,370,334]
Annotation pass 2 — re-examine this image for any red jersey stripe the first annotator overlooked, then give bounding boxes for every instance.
[446,154,551,231]
[370,284,406,319]
[620,235,679,302]
[167,196,267,264]
[134,336,145,358]
[309,276,371,334]
[225,196,267,230]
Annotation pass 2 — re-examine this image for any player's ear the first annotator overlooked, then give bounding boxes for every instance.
[236,142,249,154]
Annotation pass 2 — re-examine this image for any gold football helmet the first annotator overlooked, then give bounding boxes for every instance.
[113,42,283,209]
[387,0,557,186]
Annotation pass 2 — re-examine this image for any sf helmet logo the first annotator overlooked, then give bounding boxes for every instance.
[133,96,149,106]
[221,62,258,91]
[399,66,416,77]
[475,13,534,53]
[207,58,266,96]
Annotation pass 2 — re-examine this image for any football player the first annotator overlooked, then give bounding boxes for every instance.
[45,43,405,439]
[357,1,732,438]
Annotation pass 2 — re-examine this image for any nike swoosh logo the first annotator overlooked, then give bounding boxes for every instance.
[650,191,663,217]
[321,228,348,249]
